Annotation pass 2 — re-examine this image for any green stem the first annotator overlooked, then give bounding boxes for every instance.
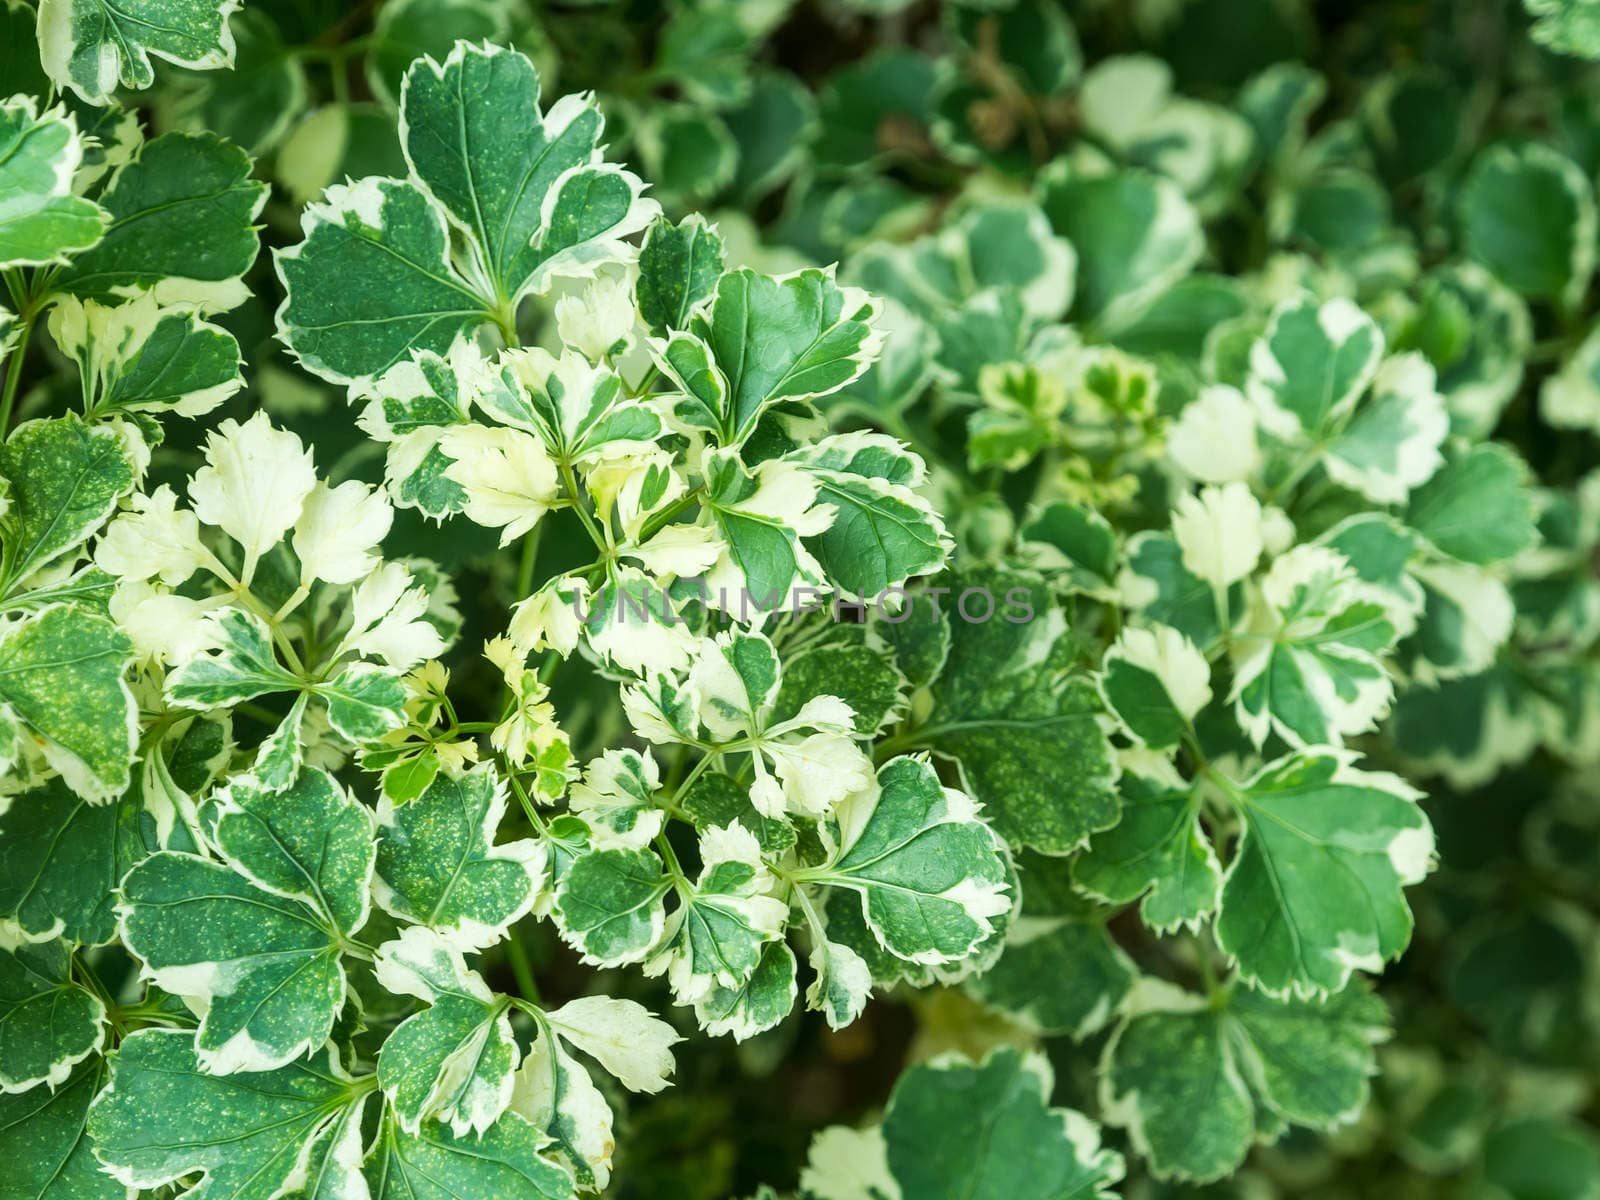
[504,934,542,1005]
[514,523,543,602]
[559,462,609,551]
[0,308,35,435]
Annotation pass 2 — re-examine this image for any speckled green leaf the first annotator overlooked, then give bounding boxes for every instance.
[883,571,1119,854]
[37,0,239,104]
[374,764,543,951]
[55,133,267,312]
[120,768,373,1073]
[275,175,489,386]
[809,756,1010,965]
[692,938,797,1041]
[366,1109,575,1200]
[0,415,134,597]
[0,97,106,267]
[0,1059,122,1200]
[1103,980,1389,1182]
[0,940,105,1092]
[967,914,1135,1039]
[1458,141,1596,310]
[0,775,145,944]
[554,846,670,967]
[88,1030,370,1200]
[375,927,516,1137]
[0,603,135,804]
[636,213,725,335]
[882,1047,1124,1200]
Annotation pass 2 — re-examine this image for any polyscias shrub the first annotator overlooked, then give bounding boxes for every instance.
[0,2,1597,1198]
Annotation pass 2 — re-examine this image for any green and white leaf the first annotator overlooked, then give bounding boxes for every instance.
[877,1047,1124,1200]
[1073,754,1220,934]
[49,293,244,419]
[369,1103,575,1200]
[56,132,267,312]
[37,0,239,104]
[692,938,797,1041]
[0,96,106,267]
[0,775,145,945]
[0,414,134,598]
[0,939,105,1092]
[375,926,516,1137]
[0,603,136,804]
[1230,545,1398,749]
[399,41,656,306]
[0,1060,122,1200]
[655,266,881,445]
[807,756,1010,966]
[1101,978,1389,1182]
[374,764,543,951]
[1214,751,1434,998]
[635,213,725,335]
[1100,623,1211,750]
[1245,295,1384,440]
[88,1030,370,1200]
[119,768,374,1073]
[553,846,670,967]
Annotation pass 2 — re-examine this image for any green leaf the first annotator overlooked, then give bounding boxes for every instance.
[166,608,301,710]
[88,1029,370,1200]
[0,415,134,598]
[49,294,244,420]
[1214,751,1434,997]
[1527,0,1600,58]
[773,640,905,737]
[655,267,881,445]
[1230,546,1398,749]
[1039,165,1204,330]
[881,1047,1124,1200]
[487,348,658,466]
[1100,624,1211,750]
[809,756,1010,965]
[120,768,374,1072]
[1102,979,1389,1182]
[374,764,542,951]
[37,0,238,103]
[1121,530,1242,650]
[1073,762,1220,934]
[1458,141,1596,310]
[647,825,787,1006]
[401,41,653,307]
[1405,442,1539,565]
[0,96,106,267]
[56,132,267,313]
[1245,295,1384,439]
[881,571,1119,854]
[0,939,105,1091]
[0,603,135,803]
[365,0,510,105]
[167,8,306,155]
[680,771,797,855]
[635,214,725,335]
[367,1109,575,1200]
[376,927,516,1137]
[0,775,144,946]
[275,175,489,387]
[554,847,670,967]
[320,662,408,742]
[787,433,951,599]
[701,449,831,612]
[511,1021,615,1189]
[0,1059,122,1200]
[1017,501,1119,597]
[968,912,1135,1038]
[692,938,797,1041]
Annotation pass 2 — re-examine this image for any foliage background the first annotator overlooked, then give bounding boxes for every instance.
[5,0,1600,1199]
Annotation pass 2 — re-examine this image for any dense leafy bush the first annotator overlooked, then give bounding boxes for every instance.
[2,1,1599,1197]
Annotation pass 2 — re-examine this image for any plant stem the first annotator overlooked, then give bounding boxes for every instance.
[504,933,542,1004]
[0,309,35,435]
